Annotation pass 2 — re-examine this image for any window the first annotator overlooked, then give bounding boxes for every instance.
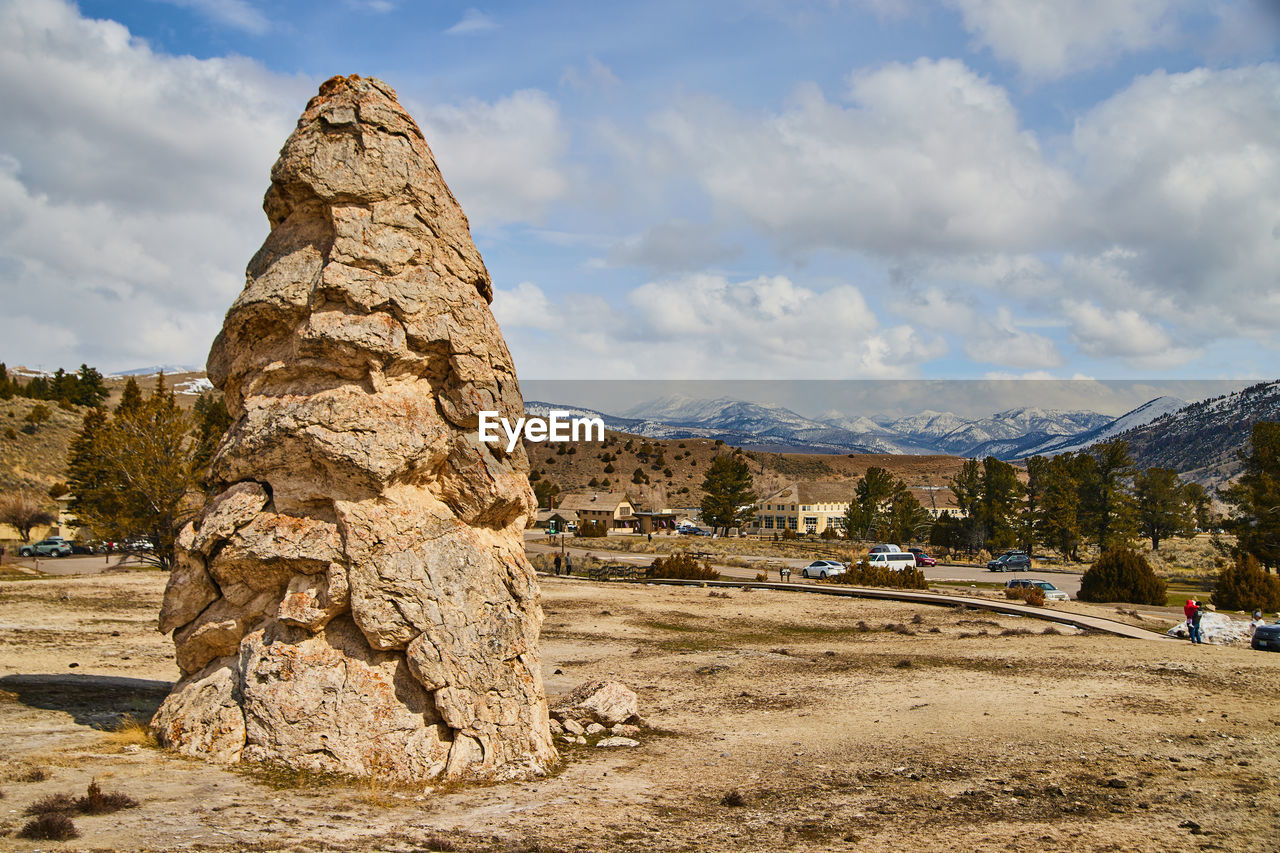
[804,516,818,534]
[787,516,797,530]
[763,516,775,529]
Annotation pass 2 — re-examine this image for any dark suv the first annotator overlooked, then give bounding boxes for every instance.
[987,551,1031,572]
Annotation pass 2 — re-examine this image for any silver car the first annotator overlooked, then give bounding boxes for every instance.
[801,560,847,580]
[1005,578,1069,601]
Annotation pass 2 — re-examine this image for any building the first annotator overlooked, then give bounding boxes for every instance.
[750,480,961,536]
[556,492,638,531]
[751,481,854,536]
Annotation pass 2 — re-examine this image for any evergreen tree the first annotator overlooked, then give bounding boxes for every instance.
[66,381,199,570]
[1037,454,1085,561]
[699,454,754,534]
[191,392,232,475]
[979,456,1024,550]
[1134,466,1194,551]
[845,466,895,541]
[884,480,931,545]
[1221,422,1280,571]
[116,377,143,415]
[73,364,108,407]
[1081,440,1136,550]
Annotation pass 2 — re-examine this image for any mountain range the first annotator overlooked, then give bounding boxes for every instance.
[528,383,1280,486]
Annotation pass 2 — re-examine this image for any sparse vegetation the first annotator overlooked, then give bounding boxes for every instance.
[833,560,927,590]
[648,553,720,580]
[1004,586,1046,606]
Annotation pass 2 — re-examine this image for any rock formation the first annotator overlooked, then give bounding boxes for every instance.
[151,75,556,781]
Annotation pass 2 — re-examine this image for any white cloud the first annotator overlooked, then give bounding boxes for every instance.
[491,282,561,331]
[649,59,1073,257]
[1061,299,1200,367]
[498,274,945,379]
[1069,64,1280,332]
[963,307,1064,369]
[155,0,271,34]
[0,0,309,371]
[948,0,1183,79]
[445,8,496,35]
[417,90,569,226]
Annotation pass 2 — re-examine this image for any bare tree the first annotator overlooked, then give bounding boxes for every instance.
[0,490,56,542]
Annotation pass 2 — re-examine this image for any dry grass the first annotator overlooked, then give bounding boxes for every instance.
[101,714,157,748]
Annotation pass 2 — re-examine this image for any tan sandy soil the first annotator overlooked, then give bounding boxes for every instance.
[1,569,1277,852]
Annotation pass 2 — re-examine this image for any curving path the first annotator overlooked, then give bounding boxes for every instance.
[542,573,1175,641]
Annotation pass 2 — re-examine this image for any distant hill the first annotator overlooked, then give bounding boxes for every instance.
[1097,381,1280,487]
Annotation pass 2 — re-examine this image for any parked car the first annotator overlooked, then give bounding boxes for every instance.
[867,551,917,569]
[800,559,847,580]
[70,540,103,555]
[907,547,937,567]
[1005,578,1069,601]
[987,552,1031,572]
[869,544,902,554]
[18,537,73,558]
[1251,622,1280,652]
[123,538,154,552]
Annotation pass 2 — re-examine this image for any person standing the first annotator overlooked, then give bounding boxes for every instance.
[564,553,573,575]
[1184,599,1202,644]
[553,554,562,576]
[1249,610,1266,637]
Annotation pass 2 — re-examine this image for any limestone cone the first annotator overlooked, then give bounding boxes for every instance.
[152,75,556,781]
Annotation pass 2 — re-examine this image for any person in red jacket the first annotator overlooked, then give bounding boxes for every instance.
[1184,599,1203,644]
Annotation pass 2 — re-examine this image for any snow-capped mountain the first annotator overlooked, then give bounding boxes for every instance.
[1103,382,1280,486]
[934,407,1112,457]
[1026,396,1187,457]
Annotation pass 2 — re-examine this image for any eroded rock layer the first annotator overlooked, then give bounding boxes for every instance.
[151,75,555,781]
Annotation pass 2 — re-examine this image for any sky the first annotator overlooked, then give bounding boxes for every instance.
[0,0,1278,389]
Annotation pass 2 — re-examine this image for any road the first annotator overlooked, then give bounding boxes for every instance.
[6,553,147,576]
[525,535,1084,597]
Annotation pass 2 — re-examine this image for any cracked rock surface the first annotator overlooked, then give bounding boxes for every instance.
[151,75,556,782]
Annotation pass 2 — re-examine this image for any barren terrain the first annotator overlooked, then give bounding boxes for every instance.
[1,568,1277,852]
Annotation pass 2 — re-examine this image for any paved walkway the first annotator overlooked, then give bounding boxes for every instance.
[544,573,1174,641]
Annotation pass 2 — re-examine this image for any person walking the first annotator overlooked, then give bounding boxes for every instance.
[553,554,562,576]
[564,553,573,575]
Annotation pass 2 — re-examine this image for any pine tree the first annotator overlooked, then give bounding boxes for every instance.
[699,454,754,534]
[66,381,199,570]
[1134,466,1193,551]
[1221,422,1280,571]
[845,466,895,541]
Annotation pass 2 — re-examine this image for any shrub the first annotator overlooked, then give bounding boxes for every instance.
[720,790,745,807]
[837,561,927,590]
[18,812,78,840]
[1004,586,1046,606]
[1078,547,1167,605]
[25,793,77,815]
[576,520,608,538]
[76,779,139,815]
[1212,553,1280,612]
[648,553,720,580]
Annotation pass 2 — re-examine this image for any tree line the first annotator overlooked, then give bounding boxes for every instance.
[0,363,108,408]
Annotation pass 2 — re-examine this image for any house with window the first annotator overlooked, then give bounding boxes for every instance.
[750,481,854,536]
[557,492,638,530]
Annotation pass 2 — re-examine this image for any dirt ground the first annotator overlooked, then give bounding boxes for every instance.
[1,569,1277,852]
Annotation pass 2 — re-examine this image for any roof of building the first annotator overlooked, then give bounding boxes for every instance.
[760,480,857,506]
[558,492,632,512]
[536,509,579,522]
